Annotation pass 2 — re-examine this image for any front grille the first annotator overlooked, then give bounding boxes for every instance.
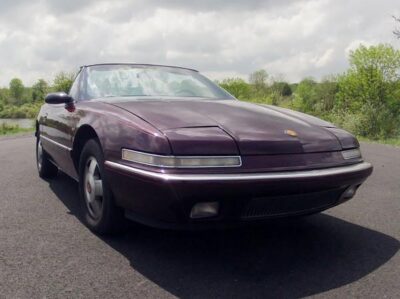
[241,188,344,219]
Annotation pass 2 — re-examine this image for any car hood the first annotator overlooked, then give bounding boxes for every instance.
[104,98,342,155]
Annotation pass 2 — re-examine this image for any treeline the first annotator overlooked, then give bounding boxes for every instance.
[0,44,399,140]
[219,44,400,139]
[0,72,74,118]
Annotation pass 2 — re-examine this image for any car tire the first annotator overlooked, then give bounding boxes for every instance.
[78,139,125,235]
[36,136,58,179]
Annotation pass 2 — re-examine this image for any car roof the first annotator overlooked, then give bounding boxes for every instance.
[80,63,198,72]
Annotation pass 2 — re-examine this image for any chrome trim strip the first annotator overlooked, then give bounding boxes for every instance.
[104,161,372,182]
[40,135,72,151]
[121,148,242,168]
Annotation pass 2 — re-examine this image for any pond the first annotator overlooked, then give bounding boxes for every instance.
[0,119,34,129]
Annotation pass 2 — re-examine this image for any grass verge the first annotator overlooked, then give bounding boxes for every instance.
[358,136,400,147]
[0,123,34,136]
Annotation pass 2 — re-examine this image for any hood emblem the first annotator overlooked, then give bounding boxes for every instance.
[285,129,298,137]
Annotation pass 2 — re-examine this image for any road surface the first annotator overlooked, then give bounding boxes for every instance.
[0,135,399,298]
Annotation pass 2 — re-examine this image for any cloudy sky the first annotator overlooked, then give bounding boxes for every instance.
[0,0,399,86]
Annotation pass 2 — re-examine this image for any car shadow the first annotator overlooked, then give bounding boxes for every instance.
[48,173,399,298]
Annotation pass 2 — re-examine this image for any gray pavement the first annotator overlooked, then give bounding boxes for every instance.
[0,136,399,298]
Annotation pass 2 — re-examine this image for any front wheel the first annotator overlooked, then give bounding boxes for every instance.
[36,137,58,179]
[79,139,125,234]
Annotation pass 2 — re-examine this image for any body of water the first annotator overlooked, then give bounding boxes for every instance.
[0,119,34,129]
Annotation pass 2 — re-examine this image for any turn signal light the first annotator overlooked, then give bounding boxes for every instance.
[341,148,362,160]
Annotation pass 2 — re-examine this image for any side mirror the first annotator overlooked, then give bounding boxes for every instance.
[45,92,73,104]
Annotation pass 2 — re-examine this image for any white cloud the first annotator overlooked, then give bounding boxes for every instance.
[345,40,375,56]
[314,48,334,68]
[0,0,399,86]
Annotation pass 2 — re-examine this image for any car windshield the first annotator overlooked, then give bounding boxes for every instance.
[83,64,234,100]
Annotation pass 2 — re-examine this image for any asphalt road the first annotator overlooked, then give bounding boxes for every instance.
[0,135,399,299]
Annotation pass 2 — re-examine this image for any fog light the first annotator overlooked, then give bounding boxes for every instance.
[342,186,357,199]
[190,202,219,219]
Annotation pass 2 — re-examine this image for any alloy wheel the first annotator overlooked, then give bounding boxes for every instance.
[83,157,104,219]
[37,139,43,171]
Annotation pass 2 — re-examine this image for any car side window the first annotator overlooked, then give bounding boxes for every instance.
[69,71,82,101]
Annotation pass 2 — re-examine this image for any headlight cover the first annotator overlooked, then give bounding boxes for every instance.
[341,148,362,160]
[325,127,359,149]
[122,149,242,168]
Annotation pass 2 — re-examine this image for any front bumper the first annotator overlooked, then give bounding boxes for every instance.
[104,161,373,228]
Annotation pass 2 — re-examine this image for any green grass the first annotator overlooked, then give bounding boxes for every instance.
[358,136,400,147]
[0,123,34,136]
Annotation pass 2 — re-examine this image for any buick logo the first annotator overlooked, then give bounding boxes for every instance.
[284,129,298,137]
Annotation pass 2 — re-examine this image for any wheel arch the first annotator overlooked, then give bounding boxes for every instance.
[72,125,101,173]
[35,120,39,137]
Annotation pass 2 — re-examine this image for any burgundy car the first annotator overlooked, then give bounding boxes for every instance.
[36,63,373,234]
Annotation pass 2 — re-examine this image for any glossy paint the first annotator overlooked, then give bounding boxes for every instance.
[105,99,347,155]
[105,160,372,227]
[37,64,372,228]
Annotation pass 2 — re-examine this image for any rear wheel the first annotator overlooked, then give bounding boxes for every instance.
[79,139,125,234]
[36,137,58,179]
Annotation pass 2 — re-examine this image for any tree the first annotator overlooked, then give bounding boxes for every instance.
[0,88,8,107]
[219,78,251,100]
[0,89,6,112]
[249,70,268,93]
[32,79,49,102]
[292,77,317,113]
[336,44,400,138]
[271,81,292,97]
[314,78,338,113]
[53,72,75,93]
[393,16,400,38]
[9,78,25,105]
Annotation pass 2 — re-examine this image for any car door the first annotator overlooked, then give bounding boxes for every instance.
[41,71,82,179]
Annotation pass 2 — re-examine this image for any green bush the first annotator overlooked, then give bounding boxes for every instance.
[335,44,400,139]
[0,103,41,119]
[0,123,33,135]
